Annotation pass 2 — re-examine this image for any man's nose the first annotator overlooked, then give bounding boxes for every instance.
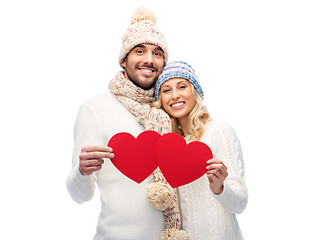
[143,51,154,64]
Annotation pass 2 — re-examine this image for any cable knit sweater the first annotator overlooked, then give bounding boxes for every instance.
[66,92,165,240]
[178,120,248,240]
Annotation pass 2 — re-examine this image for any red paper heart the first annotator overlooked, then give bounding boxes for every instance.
[156,133,213,188]
[107,131,160,184]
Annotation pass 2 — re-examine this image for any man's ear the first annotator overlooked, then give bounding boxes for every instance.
[121,59,126,69]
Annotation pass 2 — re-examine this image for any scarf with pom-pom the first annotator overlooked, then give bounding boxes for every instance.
[109,72,188,240]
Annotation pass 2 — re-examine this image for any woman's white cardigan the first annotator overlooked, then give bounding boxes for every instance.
[178,120,248,240]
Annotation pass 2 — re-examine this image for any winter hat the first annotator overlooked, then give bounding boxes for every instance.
[119,7,168,66]
[154,61,204,100]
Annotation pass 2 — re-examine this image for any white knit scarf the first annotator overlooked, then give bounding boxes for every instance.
[109,72,188,240]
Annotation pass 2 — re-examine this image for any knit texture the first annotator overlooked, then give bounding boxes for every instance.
[119,7,168,66]
[109,72,187,239]
[154,61,204,100]
[178,120,247,240]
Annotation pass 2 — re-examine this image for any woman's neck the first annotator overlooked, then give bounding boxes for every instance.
[178,116,189,137]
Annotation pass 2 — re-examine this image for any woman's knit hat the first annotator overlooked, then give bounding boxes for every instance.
[154,61,204,100]
[119,7,168,66]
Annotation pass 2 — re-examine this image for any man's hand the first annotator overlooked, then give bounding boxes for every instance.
[79,146,114,176]
[206,159,228,194]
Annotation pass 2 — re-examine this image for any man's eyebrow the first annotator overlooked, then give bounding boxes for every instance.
[154,46,163,52]
[133,44,163,52]
[134,44,145,48]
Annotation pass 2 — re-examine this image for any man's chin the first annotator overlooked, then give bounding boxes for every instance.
[130,79,155,90]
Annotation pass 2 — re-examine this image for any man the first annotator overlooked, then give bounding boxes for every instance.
[66,7,170,240]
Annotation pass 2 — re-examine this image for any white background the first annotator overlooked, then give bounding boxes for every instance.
[1,0,335,239]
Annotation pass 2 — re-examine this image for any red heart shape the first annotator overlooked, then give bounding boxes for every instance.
[107,131,160,184]
[156,133,213,188]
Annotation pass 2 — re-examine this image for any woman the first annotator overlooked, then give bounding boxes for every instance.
[154,61,248,240]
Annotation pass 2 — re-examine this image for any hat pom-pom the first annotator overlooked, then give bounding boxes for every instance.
[160,229,189,240]
[146,182,175,211]
[131,6,157,24]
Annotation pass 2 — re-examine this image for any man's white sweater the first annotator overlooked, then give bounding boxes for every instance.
[66,92,165,240]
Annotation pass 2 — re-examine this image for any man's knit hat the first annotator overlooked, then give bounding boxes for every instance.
[119,7,168,66]
[154,61,204,100]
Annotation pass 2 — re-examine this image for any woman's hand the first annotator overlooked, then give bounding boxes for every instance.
[206,159,228,194]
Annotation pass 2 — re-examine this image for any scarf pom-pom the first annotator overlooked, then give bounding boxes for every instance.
[161,229,189,240]
[146,182,175,211]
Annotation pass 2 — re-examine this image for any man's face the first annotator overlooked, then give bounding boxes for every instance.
[122,44,165,90]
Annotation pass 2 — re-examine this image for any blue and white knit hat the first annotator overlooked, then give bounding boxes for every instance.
[154,61,204,100]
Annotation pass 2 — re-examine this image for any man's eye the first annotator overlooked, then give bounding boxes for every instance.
[154,51,163,56]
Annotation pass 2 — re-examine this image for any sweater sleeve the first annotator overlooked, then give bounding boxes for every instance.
[210,122,248,214]
[66,103,104,204]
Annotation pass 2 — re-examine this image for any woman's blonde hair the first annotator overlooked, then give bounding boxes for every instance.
[153,85,210,141]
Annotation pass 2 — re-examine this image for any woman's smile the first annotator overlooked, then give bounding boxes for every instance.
[170,101,185,109]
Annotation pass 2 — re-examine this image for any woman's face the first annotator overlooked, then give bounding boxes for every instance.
[160,78,196,120]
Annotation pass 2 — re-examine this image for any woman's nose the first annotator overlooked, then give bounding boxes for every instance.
[172,89,180,100]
